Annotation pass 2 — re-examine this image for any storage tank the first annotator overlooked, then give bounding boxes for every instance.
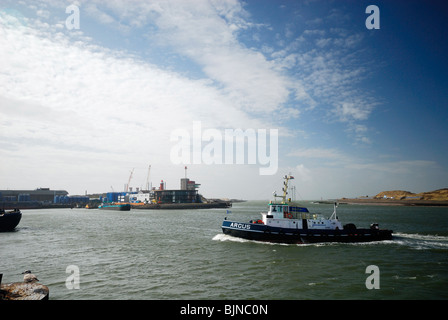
[107,192,119,203]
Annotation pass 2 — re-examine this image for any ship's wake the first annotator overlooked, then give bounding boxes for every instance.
[212,232,448,250]
[212,233,291,246]
[392,232,448,250]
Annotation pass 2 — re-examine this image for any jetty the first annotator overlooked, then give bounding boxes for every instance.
[339,188,448,206]
[338,198,448,206]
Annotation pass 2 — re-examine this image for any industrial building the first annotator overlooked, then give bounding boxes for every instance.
[1,175,203,208]
[123,178,202,205]
[180,178,201,191]
[153,189,200,204]
[152,178,201,204]
[0,188,68,203]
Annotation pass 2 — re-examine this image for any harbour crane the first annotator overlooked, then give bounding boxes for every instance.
[126,168,134,192]
[146,165,151,191]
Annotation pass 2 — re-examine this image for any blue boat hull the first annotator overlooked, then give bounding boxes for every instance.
[222,220,393,244]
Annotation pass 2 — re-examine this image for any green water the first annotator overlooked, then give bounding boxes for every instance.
[1,201,447,300]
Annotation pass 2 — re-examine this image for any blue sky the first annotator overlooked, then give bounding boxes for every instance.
[1,0,447,200]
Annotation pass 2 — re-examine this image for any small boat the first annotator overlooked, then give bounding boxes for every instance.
[222,175,393,244]
[0,208,22,232]
[98,203,131,211]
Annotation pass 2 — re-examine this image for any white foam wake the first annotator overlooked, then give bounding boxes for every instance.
[212,233,249,243]
[392,232,448,250]
[212,232,448,250]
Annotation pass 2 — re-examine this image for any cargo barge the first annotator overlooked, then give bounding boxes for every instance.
[98,203,131,211]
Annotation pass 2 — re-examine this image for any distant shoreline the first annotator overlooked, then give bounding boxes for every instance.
[337,198,448,206]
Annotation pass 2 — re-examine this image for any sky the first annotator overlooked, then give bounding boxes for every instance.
[1,0,447,200]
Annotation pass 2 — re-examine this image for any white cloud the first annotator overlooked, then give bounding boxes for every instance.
[2,1,444,199]
[335,102,372,121]
[143,0,295,114]
[85,3,115,25]
[36,9,50,19]
[294,164,312,182]
[0,9,278,192]
[267,17,376,144]
[53,0,298,116]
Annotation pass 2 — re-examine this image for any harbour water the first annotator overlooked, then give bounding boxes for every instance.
[1,201,448,300]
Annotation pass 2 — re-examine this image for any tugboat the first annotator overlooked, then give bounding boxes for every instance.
[222,175,393,244]
[0,208,22,232]
[98,203,131,211]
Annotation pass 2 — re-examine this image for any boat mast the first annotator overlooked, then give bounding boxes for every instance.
[330,202,338,220]
[273,175,294,204]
